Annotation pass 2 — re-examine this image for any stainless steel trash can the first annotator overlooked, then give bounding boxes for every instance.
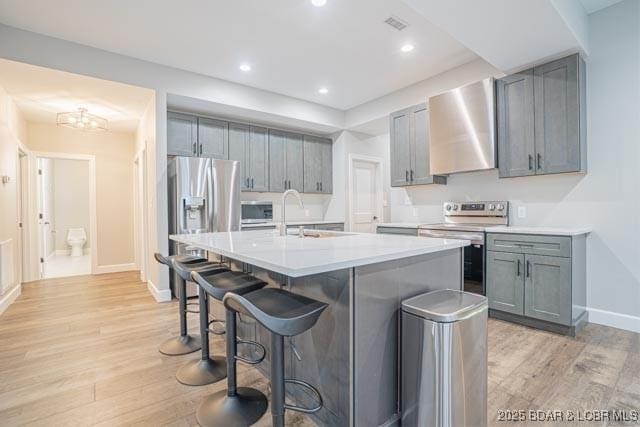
[401,289,488,427]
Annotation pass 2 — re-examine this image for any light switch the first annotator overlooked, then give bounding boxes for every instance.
[517,206,527,219]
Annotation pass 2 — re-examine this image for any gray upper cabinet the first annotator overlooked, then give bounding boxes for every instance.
[167,112,198,156]
[486,251,525,315]
[229,123,251,191]
[269,130,304,192]
[198,117,228,159]
[497,54,586,178]
[304,135,332,193]
[497,70,535,178]
[524,254,572,325]
[229,123,269,192]
[390,108,412,186]
[389,103,446,187]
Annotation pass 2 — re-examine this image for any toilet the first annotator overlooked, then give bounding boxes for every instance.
[67,228,87,257]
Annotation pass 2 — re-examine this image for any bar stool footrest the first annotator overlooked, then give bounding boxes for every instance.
[185,302,200,314]
[283,379,323,414]
[234,339,266,365]
[207,319,226,335]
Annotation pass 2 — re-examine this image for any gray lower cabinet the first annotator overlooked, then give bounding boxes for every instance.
[303,136,332,193]
[486,251,525,315]
[486,232,587,335]
[167,112,198,156]
[497,54,586,178]
[229,123,269,192]
[376,226,418,236]
[389,103,446,187]
[269,130,304,192]
[314,223,344,231]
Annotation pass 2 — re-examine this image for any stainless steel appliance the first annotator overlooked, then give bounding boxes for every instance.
[419,201,509,295]
[168,156,240,296]
[401,289,488,427]
[428,78,497,175]
[241,201,273,224]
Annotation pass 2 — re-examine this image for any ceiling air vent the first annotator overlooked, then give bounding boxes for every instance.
[384,15,408,31]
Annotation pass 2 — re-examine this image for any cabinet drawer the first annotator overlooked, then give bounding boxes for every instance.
[377,226,418,236]
[486,233,571,257]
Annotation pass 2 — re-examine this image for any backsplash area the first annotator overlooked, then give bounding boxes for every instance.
[241,192,331,222]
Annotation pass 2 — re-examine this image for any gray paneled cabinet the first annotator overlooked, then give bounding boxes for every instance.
[389,103,446,187]
[229,123,269,192]
[167,112,229,158]
[303,136,333,194]
[269,130,304,192]
[485,232,587,335]
[497,54,587,178]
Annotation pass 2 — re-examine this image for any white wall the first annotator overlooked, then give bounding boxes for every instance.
[52,158,90,251]
[384,0,640,330]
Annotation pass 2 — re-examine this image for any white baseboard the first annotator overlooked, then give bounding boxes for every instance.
[147,279,172,303]
[588,307,640,333]
[94,262,137,274]
[0,284,21,316]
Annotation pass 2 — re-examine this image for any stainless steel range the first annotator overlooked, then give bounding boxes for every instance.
[419,201,509,295]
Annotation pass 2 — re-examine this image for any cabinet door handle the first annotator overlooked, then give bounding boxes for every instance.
[516,259,521,277]
[289,180,291,189]
[246,178,250,188]
[251,178,254,189]
[537,153,543,170]
[526,260,531,278]
[410,169,414,181]
[320,182,323,192]
[528,154,534,170]
[199,143,203,156]
[316,182,319,191]
[405,170,409,183]
[193,141,198,156]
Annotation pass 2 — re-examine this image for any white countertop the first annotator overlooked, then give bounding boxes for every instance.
[488,226,592,237]
[377,223,421,229]
[170,230,469,277]
[241,220,344,229]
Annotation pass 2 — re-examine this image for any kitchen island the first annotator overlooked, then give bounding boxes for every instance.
[170,230,468,426]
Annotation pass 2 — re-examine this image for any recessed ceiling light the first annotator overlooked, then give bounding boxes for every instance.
[318,87,329,95]
[311,0,327,6]
[239,63,251,72]
[401,44,415,53]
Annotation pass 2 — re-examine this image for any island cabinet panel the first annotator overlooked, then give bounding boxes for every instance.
[198,117,228,159]
[167,112,198,156]
[496,54,586,178]
[486,232,586,335]
[269,130,304,192]
[486,251,525,315]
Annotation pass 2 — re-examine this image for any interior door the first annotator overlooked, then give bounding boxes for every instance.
[351,160,380,233]
[37,158,55,277]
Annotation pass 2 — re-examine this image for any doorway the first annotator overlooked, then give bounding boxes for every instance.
[133,146,148,282]
[348,154,383,233]
[35,153,97,279]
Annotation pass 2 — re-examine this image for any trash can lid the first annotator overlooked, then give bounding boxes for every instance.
[402,289,487,322]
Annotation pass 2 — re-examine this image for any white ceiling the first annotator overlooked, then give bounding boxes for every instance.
[0,0,477,110]
[578,0,624,14]
[0,59,154,132]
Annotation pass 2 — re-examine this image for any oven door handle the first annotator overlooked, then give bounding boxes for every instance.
[418,230,483,244]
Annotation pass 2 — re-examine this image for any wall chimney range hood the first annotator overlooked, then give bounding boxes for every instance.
[428,78,497,175]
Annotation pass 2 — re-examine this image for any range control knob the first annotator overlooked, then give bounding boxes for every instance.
[497,204,505,211]
[488,204,496,211]
[452,204,459,211]
[445,204,452,211]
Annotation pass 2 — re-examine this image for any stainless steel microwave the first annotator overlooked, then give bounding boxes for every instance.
[241,201,273,224]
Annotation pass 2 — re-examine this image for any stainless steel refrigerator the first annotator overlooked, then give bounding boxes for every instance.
[168,156,241,296]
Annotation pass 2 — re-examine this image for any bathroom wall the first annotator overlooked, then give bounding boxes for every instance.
[27,122,136,268]
[52,158,90,252]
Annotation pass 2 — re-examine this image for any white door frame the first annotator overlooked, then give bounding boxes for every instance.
[16,142,32,283]
[133,145,148,282]
[32,151,98,276]
[347,154,384,233]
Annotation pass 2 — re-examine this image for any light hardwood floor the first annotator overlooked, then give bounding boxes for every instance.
[0,272,638,426]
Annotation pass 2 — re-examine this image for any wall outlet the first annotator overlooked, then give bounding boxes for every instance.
[517,206,527,219]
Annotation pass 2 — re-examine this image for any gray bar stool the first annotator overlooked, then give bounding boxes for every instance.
[192,270,269,426]
[223,288,328,427]
[173,258,230,386]
[154,253,206,355]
